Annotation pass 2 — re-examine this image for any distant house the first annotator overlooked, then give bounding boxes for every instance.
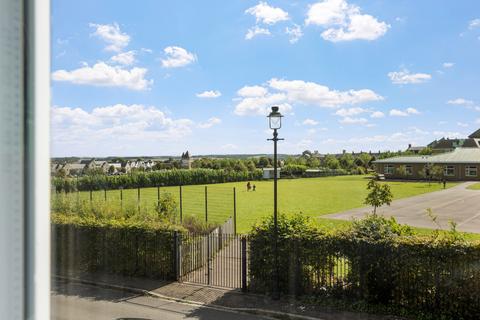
[406,144,426,154]
[373,148,480,181]
[181,151,192,169]
[262,168,281,179]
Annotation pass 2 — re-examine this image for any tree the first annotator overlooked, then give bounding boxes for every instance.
[339,153,355,170]
[364,179,393,214]
[258,156,271,168]
[324,154,340,169]
[419,147,433,155]
[396,165,407,178]
[357,153,373,169]
[430,164,444,182]
[108,165,115,175]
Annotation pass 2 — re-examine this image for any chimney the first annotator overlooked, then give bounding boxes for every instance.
[342,149,346,154]
[408,143,412,148]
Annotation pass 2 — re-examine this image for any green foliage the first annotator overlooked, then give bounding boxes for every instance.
[323,154,340,169]
[364,179,393,214]
[351,214,412,241]
[249,213,480,319]
[395,165,407,177]
[419,147,433,155]
[155,193,178,222]
[53,168,263,192]
[430,164,444,181]
[52,223,177,279]
[281,164,308,177]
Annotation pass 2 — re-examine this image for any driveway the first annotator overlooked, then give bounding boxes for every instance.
[326,182,480,233]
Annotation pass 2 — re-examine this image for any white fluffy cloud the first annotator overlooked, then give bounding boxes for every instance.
[447,98,474,106]
[89,23,130,52]
[339,117,368,124]
[305,0,389,42]
[469,18,480,30]
[51,62,153,90]
[237,85,269,97]
[285,24,303,43]
[245,26,271,40]
[197,117,222,129]
[111,51,136,65]
[303,119,319,126]
[245,2,289,25]
[370,111,385,118]
[389,108,419,117]
[388,69,431,84]
[334,107,367,117]
[161,46,197,68]
[51,104,194,148]
[234,78,382,116]
[196,90,222,98]
[442,62,454,68]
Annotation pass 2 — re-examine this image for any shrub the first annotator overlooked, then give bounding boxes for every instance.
[248,214,480,319]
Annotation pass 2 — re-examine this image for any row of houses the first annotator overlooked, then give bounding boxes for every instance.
[52,151,193,176]
[374,129,480,181]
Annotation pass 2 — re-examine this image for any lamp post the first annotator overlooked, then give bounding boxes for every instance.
[267,106,283,299]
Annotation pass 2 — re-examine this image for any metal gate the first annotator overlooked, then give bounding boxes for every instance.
[178,232,247,290]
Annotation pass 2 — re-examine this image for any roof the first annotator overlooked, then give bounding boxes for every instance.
[407,146,425,151]
[469,128,480,139]
[373,148,480,164]
[428,138,479,149]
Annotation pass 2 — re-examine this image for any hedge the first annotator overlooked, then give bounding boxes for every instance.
[52,223,178,279]
[248,214,480,320]
[52,168,263,192]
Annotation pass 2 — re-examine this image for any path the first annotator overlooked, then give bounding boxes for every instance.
[326,182,480,233]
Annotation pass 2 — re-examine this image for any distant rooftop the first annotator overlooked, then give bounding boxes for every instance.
[373,148,480,164]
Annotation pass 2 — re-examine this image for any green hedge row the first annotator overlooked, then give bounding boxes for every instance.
[248,214,480,320]
[53,168,263,192]
[52,223,178,279]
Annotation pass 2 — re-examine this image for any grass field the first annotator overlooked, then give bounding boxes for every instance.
[52,175,457,233]
[467,182,480,190]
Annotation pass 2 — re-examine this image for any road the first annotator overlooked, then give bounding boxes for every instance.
[51,282,271,320]
[326,182,480,233]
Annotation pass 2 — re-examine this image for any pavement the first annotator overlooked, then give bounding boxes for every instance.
[326,182,480,233]
[52,281,269,320]
[52,273,406,320]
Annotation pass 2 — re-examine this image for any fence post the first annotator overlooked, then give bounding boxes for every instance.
[207,234,211,285]
[205,186,208,223]
[137,187,140,212]
[104,188,107,201]
[179,185,183,223]
[173,231,180,281]
[89,188,92,202]
[120,187,123,209]
[157,186,160,204]
[241,236,247,292]
[233,187,237,235]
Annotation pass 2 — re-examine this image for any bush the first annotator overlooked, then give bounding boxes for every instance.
[281,164,308,177]
[248,214,480,319]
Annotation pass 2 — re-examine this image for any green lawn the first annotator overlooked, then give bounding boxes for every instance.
[467,182,480,190]
[52,175,457,233]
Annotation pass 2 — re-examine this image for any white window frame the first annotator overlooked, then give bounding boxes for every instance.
[405,165,413,176]
[444,165,455,177]
[465,166,477,177]
[0,0,50,318]
[384,164,394,175]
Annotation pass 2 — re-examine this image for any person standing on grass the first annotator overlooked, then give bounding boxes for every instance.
[246,181,251,192]
[253,185,256,191]
[442,178,446,189]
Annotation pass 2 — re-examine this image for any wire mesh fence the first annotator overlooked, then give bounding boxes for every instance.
[51,185,238,227]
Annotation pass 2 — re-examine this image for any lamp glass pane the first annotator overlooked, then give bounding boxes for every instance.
[269,116,281,129]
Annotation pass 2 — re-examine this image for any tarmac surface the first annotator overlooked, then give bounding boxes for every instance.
[326,182,480,233]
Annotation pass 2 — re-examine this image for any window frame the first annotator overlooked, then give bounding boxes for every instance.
[444,165,455,177]
[384,164,394,175]
[405,165,413,176]
[465,165,477,177]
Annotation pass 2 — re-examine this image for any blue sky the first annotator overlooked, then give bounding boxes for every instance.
[51,0,480,157]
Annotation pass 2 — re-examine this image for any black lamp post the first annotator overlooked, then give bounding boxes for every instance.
[267,106,283,299]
